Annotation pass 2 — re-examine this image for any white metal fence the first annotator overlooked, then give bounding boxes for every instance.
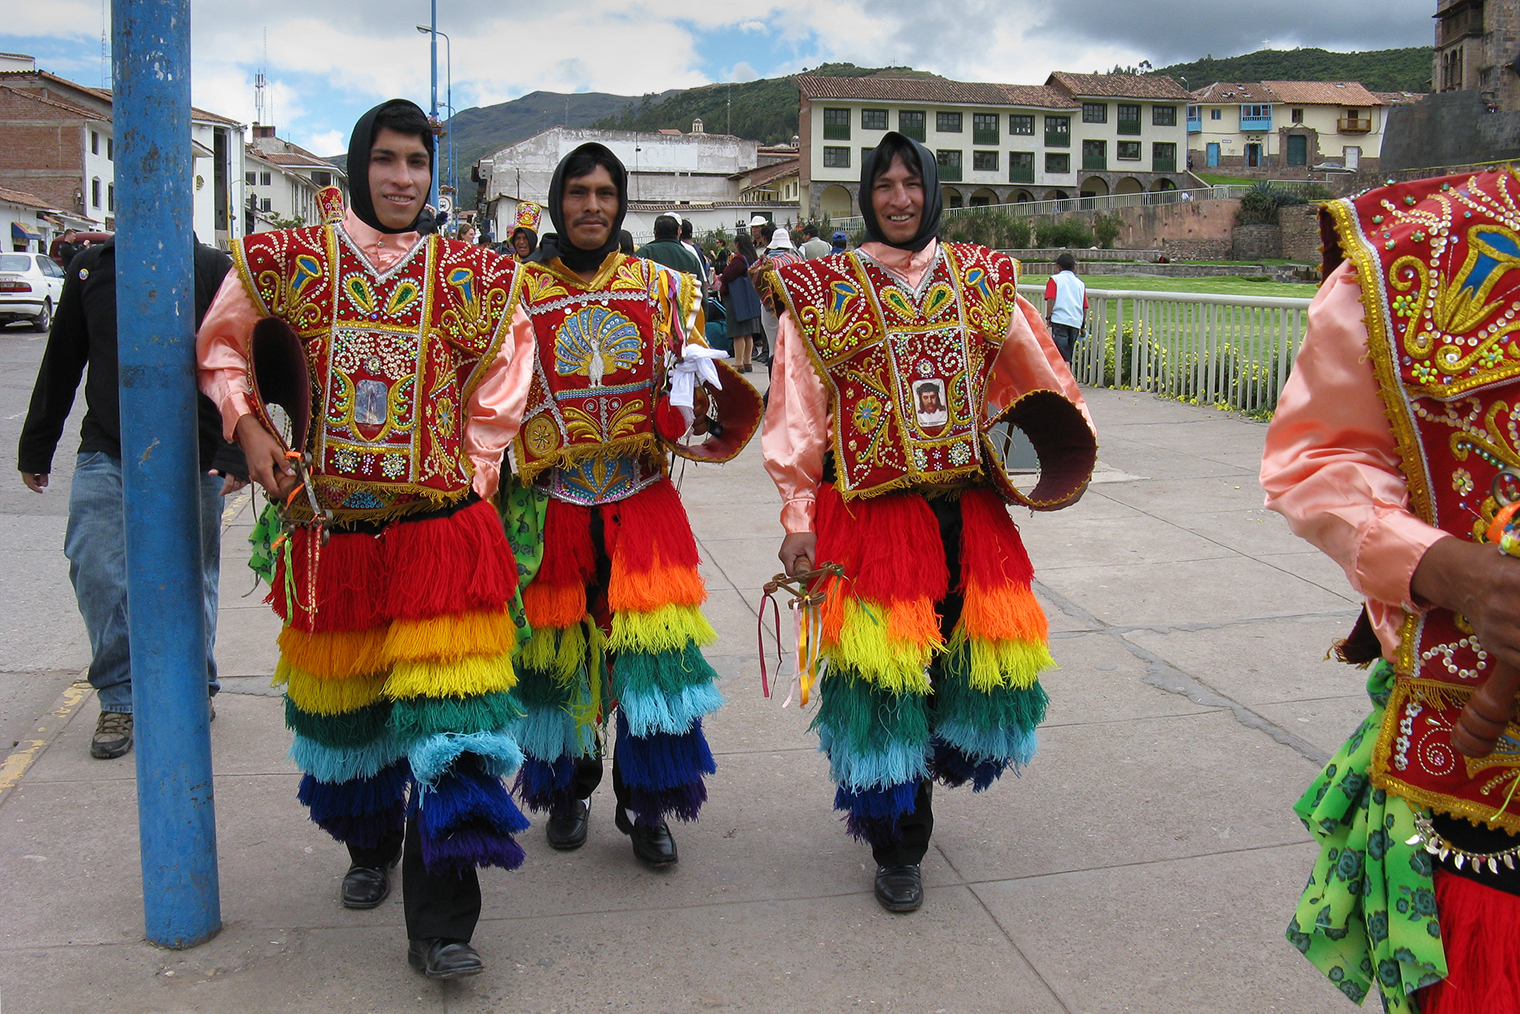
[1015,284,1315,415]
[832,186,1250,234]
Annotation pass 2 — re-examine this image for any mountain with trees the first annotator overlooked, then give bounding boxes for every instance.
[1149,47,1433,94]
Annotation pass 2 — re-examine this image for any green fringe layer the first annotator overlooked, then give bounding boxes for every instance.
[284,697,392,750]
[386,691,525,742]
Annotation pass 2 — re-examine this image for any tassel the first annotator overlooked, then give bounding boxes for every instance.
[614,716,717,793]
[382,609,517,664]
[313,799,407,850]
[617,682,725,738]
[407,731,524,786]
[383,653,518,699]
[834,782,921,845]
[625,781,708,824]
[271,527,385,633]
[514,704,586,764]
[383,500,519,620]
[608,558,707,613]
[1421,871,1520,1014]
[283,666,389,716]
[829,598,936,694]
[387,692,523,742]
[522,580,589,630]
[958,488,1035,588]
[514,754,578,812]
[284,696,392,749]
[297,761,411,819]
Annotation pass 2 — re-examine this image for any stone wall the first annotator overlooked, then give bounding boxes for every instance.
[1382,90,1520,171]
[1278,204,1323,265]
[1231,224,1282,261]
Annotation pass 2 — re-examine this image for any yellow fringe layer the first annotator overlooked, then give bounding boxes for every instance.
[959,578,1049,645]
[827,597,935,695]
[278,626,386,681]
[608,603,716,654]
[384,652,519,700]
[381,608,516,664]
[523,580,588,630]
[608,554,706,613]
[279,659,389,715]
[954,630,1056,692]
[519,621,600,686]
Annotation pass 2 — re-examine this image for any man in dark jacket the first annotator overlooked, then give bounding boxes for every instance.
[17,238,248,759]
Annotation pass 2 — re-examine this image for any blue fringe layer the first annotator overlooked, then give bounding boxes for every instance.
[297,760,411,820]
[927,736,1011,791]
[817,725,930,792]
[514,754,577,813]
[513,702,591,764]
[613,710,714,823]
[413,761,530,875]
[407,730,524,786]
[289,732,403,783]
[617,682,725,738]
[834,783,920,846]
[314,799,407,850]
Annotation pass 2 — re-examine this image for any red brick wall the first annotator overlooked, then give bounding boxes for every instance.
[0,90,85,214]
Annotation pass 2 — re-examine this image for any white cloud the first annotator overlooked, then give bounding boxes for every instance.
[724,62,759,83]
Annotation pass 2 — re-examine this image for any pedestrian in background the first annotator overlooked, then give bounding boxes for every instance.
[718,232,763,373]
[18,237,248,759]
[830,231,848,256]
[797,224,832,260]
[1043,252,1087,365]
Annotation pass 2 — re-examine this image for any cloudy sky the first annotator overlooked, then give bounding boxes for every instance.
[5,0,1434,156]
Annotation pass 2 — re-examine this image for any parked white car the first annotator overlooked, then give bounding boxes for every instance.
[0,253,66,331]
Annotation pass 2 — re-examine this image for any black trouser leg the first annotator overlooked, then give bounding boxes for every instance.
[871,779,934,867]
[347,828,404,869]
[401,813,480,942]
[571,755,603,801]
[610,753,631,813]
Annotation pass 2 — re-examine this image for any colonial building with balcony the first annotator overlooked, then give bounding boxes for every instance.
[1187,80,1392,177]
[243,124,348,234]
[795,71,1191,219]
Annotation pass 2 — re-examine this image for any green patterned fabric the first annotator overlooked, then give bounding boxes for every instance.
[498,478,548,650]
[1288,663,1446,1012]
[247,500,282,584]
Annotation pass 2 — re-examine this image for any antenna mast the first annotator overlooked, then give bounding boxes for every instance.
[254,30,268,126]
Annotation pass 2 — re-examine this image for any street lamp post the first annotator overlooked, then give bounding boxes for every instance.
[416,24,452,234]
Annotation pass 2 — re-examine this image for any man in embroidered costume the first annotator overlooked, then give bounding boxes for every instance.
[509,142,734,869]
[198,99,532,979]
[1262,166,1520,1014]
[762,132,1096,913]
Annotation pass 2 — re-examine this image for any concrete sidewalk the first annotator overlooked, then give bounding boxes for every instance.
[0,386,1362,1014]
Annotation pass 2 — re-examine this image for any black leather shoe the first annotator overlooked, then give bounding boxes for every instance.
[614,807,678,867]
[546,798,590,850]
[407,938,483,979]
[340,863,393,910]
[874,864,924,912]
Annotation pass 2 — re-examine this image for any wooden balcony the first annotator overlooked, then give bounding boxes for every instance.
[1338,118,1372,134]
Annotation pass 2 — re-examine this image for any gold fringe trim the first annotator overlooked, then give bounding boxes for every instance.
[384,652,519,700]
[280,660,389,715]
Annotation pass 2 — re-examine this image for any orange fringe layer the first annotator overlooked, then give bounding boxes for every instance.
[278,626,387,681]
[608,553,706,613]
[958,577,1048,645]
[522,580,588,631]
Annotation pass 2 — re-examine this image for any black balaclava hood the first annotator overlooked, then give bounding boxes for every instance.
[547,142,628,273]
[347,98,434,235]
[859,131,942,253]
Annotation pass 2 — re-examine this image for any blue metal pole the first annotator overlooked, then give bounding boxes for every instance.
[112,0,221,949]
[428,0,439,215]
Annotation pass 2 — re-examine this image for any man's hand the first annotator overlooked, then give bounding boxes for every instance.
[233,415,298,499]
[1412,536,1520,671]
[20,471,47,494]
[211,469,249,496]
[779,532,816,578]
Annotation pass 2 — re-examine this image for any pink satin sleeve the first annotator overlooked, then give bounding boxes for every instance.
[987,295,1094,430]
[1260,260,1449,657]
[465,307,535,499]
[760,311,830,534]
[196,270,261,440]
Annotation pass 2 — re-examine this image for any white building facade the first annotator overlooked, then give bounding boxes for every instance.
[797,71,1192,219]
[1187,80,1390,176]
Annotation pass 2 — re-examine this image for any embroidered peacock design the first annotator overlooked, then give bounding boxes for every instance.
[554,306,644,387]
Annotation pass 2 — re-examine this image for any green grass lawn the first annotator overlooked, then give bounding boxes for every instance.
[1021,273,1316,299]
[1194,173,1259,187]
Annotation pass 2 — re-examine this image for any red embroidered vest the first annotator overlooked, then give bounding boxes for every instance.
[512,254,700,489]
[233,224,520,522]
[1327,167,1520,831]
[772,243,1018,499]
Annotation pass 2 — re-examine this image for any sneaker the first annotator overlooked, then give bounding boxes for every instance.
[90,711,134,759]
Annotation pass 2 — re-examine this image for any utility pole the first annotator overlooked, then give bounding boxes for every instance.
[112,0,221,949]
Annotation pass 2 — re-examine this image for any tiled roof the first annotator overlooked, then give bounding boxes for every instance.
[1047,72,1193,101]
[0,184,54,210]
[1190,81,1281,104]
[251,138,342,171]
[1373,90,1425,105]
[1260,80,1383,106]
[795,74,1046,106]
[74,84,244,124]
[736,157,799,188]
[0,83,100,118]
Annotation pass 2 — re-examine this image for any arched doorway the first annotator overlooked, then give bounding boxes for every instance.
[1080,176,1110,198]
[1013,190,1034,203]
[819,185,853,220]
[1114,176,1144,196]
[942,186,964,208]
[1151,177,1177,192]
[1042,189,1069,201]
[970,187,999,207]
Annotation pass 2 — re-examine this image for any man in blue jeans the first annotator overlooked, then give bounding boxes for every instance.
[17,238,247,758]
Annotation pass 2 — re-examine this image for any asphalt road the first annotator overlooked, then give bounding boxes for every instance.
[0,317,92,752]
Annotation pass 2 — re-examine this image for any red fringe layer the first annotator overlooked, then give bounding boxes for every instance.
[273,500,519,633]
[271,528,385,634]
[815,484,947,605]
[604,478,701,574]
[1420,870,1520,1014]
[958,488,1035,592]
[535,498,596,588]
